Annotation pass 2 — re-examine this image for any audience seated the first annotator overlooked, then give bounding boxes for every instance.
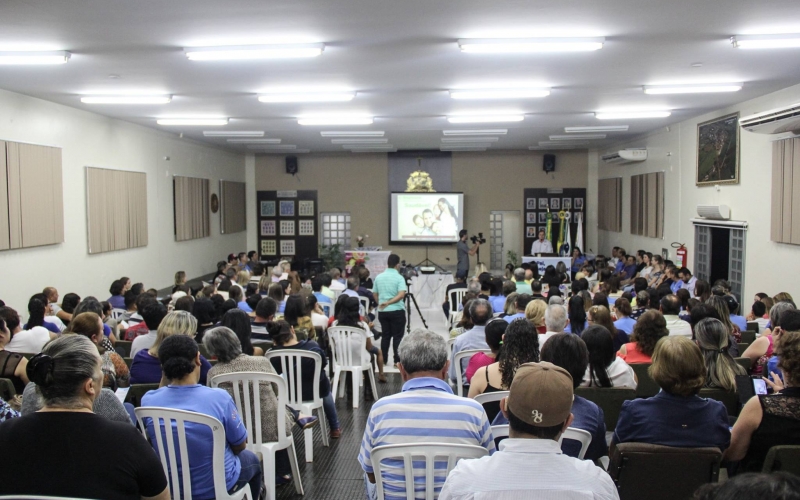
[24,295,60,334]
[130,311,212,385]
[284,294,315,340]
[469,319,540,421]
[503,293,530,323]
[660,294,693,338]
[141,334,262,499]
[0,335,169,499]
[524,298,546,334]
[465,319,506,385]
[66,312,129,389]
[512,268,532,295]
[267,320,341,438]
[359,329,495,500]
[221,308,264,356]
[251,297,278,339]
[450,298,493,387]
[613,297,636,335]
[588,305,629,352]
[130,302,167,358]
[752,303,797,377]
[0,316,29,394]
[565,295,587,334]
[0,305,56,354]
[707,295,742,343]
[440,362,617,500]
[695,472,800,500]
[695,318,746,391]
[581,325,637,389]
[747,300,770,333]
[268,283,287,313]
[613,336,730,451]
[541,303,568,346]
[450,297,475,338]
[331,296,386,383]
[107,279,126,310]
[617,310,669,363]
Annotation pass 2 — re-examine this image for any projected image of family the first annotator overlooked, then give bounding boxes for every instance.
[391,193,463,243]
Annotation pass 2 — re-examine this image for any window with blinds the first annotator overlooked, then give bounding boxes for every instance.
[220,180,246,234]
[173,176,210,241]
[771,138,800,244]
[86,167,148,254]
[598,177,622,232]
[0,140,64,250]
[630,171,665,238]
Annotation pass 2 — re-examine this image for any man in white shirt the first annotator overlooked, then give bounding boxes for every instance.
[530,229,554,255]
[439,362,619,500]
[679,267,698,296]
[660,295,693,338]
[329,268,346,291]
[0,306,55,354]
[130,303,167,357]
[540,304,569,347]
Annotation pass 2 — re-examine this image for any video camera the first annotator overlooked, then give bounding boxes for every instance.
[399,260,418,286]
[470,232,486,245]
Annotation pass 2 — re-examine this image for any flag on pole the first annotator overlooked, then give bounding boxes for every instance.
[561,212,572,256]
[545,208,553,243]
[556,211,565,253]
[575,211,584,253]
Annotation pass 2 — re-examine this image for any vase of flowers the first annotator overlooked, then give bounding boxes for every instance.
[356,234,368,248]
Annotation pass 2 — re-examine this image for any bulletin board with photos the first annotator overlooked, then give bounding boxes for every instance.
[524,188,587,255]
[257,190,318,262]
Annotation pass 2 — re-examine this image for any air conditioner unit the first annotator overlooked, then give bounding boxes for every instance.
[740,102,800,135]
[697,204,731,220]
[601,149,647,165]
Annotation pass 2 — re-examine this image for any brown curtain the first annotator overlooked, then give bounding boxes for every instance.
[771,138,800,244]
[220,180,246,234]
[86,167,148,254]
[598,177,622,232]
[174,176,210,241]
[630,172,664,238]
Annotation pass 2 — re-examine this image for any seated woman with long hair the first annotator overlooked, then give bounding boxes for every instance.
[465,319,506,384]
[694,318,746,391]
[588,305,629,352]
[220,308,264,357]
[565,295,587,334]
[468,319,540,422]
[580,325,636,389]
[617,310,669,364]
[283,295,315,341]
[267,283,286,314]
[330,296,386,383]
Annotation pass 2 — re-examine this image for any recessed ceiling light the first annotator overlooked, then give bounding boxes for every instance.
[595,111,671,120]
[0,50,71,65]
[246,145,297,150]
[539,140,589,146]
[184,43,324,61]
[732,34,800,49]
[565,125,628,133]
[443,129,508,136]
[549,134,606,140]
[447,115,524,124]
[644,83,742,94]
[227,138,282,144]
[449,88,550,99]
[458,37,604,53]
[331,138,388,144]
[341,144,395,149]
[203,131,264,137]
[258,91,356,103]
[441,137,499,143]
[298,116,373,126]
[441,146,488,152]
[80,95,172,104]
[320,131,384,137]
[258,149,311,154]
[157,118,228,126]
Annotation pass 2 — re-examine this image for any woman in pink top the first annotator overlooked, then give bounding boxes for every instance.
[465,319,506,383]
[617,310,669,364]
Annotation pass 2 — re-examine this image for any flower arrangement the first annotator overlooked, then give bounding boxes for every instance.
[356,234,369,248]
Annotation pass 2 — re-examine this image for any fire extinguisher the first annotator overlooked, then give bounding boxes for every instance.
[672,242,688,268]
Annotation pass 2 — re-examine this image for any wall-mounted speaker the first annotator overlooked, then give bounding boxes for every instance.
[543,154,556,173]
[285,156,298,175]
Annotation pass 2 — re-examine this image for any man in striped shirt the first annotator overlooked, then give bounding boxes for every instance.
[358,329,495,500]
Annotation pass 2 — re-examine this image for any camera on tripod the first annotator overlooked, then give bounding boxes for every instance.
[470,232,486,245]
[398,260,417,286]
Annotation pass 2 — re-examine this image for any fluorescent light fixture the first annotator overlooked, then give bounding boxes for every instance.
[320,131,384,137]
[443,129,507,135]
[157,118,228,126]
[595,111,671,120]
[341,144,394,150]
[549,134,606,140]
[0,50,70,65]
[539,140,589,146]
[331,138,388,144]
[441,146,487,152]
[227,138,281,144]
[565,125,628,133]
[732,34,800,49]
[440,143,493,149]
[258,149,311,154]
[529,145,579,150]
[441,137,499,143]
[644,83,742,94]
[350,148,397,153]
[203,131,264,137]
[458,37,604,53]
[246,145,297,150]
[258,91,356,103]
[80,95,172,104]
[449,88,550,99]
[184,43,324,61]
[298,116,373,126]
[447,115,524,123]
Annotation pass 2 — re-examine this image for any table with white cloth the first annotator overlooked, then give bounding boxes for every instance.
[521,256,572,275]
[344,250,390,278]
[410,273,454,309]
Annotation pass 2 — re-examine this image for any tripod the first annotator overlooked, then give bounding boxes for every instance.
[405,287,428,333]
[414,245,448,272]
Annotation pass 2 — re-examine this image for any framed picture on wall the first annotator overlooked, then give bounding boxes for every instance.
[299,220,314,236]
[574,197,584,210]
[538,226,547,234]
[538,198,549,210]
[261,240,276,256]
[280,240,296,255]
[697,112,740,186]
[280,220,295,236]
[526,198,537,210]
[550,198,560,210]
[260,201,276,217]
[574,212,583,223]
[260,220,276,236]
[526,212,536,224]
[299,200,315,216]
[538,212,547,223]
[279,200,295,216]
[526,226,537,238]
[562,198,572,210]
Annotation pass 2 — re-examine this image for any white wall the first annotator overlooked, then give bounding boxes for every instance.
[591,81,800,301]
[0,88,246,313]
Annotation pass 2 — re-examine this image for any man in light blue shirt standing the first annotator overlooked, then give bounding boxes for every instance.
[373,254,408,366]
[450,298,493,389]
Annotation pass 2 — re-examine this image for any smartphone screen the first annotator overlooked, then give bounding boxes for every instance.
[753,378,768,395]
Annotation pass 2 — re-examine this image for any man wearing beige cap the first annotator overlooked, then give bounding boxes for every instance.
[439,362,619,500]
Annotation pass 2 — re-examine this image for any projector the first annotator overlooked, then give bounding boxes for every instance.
[419,266,436,274]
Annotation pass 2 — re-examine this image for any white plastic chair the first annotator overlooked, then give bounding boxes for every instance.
[490,424,592,459]
[328,326,379,409]
[134,407,253,500]
[110,308,126,320]
[370,442,489,500]
[453,349,492,397]
[210,372,303,500]
[358,296,370,317]
[447,289,468,327]
[264,350,330,462]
